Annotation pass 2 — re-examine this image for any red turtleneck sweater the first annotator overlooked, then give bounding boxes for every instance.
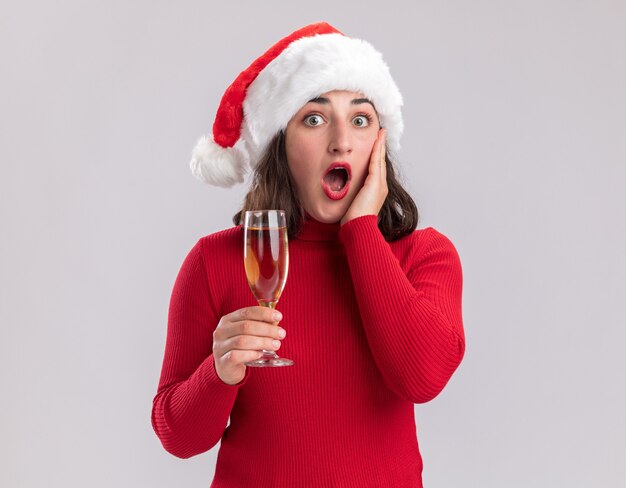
[152,215,465,487]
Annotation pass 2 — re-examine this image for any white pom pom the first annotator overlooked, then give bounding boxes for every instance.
[189,136,249,187]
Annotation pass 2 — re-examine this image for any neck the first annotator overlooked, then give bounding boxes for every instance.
[295,213,341,242]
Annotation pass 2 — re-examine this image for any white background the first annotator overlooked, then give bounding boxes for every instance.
[1,1,625,486]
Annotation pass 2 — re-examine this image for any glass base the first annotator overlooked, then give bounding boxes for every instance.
[245,350,293,367]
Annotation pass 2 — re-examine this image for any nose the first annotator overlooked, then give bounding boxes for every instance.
[328,120,352,155]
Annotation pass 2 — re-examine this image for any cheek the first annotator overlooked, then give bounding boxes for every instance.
[286,145,315,193]
[351,136,377,179]
[358,133,378,155]
[287,159,306,191]
[286,132,322,187]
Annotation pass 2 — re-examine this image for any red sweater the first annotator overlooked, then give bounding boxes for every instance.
[152,214,465,487]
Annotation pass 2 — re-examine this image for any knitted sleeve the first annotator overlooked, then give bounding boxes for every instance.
[151,238,250,458]
[339,215,465,403]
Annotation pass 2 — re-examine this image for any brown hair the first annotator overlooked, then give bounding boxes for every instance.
[232,131,419,242]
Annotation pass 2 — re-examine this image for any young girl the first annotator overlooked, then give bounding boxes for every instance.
[152,22,465,487]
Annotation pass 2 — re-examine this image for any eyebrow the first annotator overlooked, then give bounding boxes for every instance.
[307,96,375,107]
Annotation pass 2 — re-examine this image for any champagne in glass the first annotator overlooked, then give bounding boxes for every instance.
[243,210,293,367]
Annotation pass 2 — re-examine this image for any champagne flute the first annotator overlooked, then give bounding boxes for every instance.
[243,210,294,367]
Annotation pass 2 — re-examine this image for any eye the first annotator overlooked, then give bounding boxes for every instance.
[303,114,325,127]
[353,114,373,127]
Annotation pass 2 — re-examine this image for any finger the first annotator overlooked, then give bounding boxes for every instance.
[215,307,284,342]
[239,306,283,323]
[380,129,387,181]
[220,306,282,329]
[215,335,281,358]
[217,318,286,341]
[221,335,281,356]
[368,129,384,175]
[219,349,264,366]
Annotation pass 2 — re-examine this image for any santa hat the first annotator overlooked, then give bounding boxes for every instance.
[190,22,403,187]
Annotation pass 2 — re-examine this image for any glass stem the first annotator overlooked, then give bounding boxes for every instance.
[259,300,278,356]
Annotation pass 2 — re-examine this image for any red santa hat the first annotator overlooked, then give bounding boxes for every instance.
[190,22,403,187]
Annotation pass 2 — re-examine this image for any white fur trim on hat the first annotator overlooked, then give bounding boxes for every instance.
[189,135,249,187]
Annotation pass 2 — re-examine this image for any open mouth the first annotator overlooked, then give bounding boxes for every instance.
[321,163,351,200]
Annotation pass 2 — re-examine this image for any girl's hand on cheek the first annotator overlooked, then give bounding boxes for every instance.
[340,129,388,226]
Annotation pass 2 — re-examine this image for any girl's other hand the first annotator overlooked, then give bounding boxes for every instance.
[212,306,286,385]
[340,128,388,226]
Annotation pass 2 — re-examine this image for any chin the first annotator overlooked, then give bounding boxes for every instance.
[306,204,347,224]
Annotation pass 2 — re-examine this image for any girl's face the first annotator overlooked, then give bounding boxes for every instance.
[284,90,381,224]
